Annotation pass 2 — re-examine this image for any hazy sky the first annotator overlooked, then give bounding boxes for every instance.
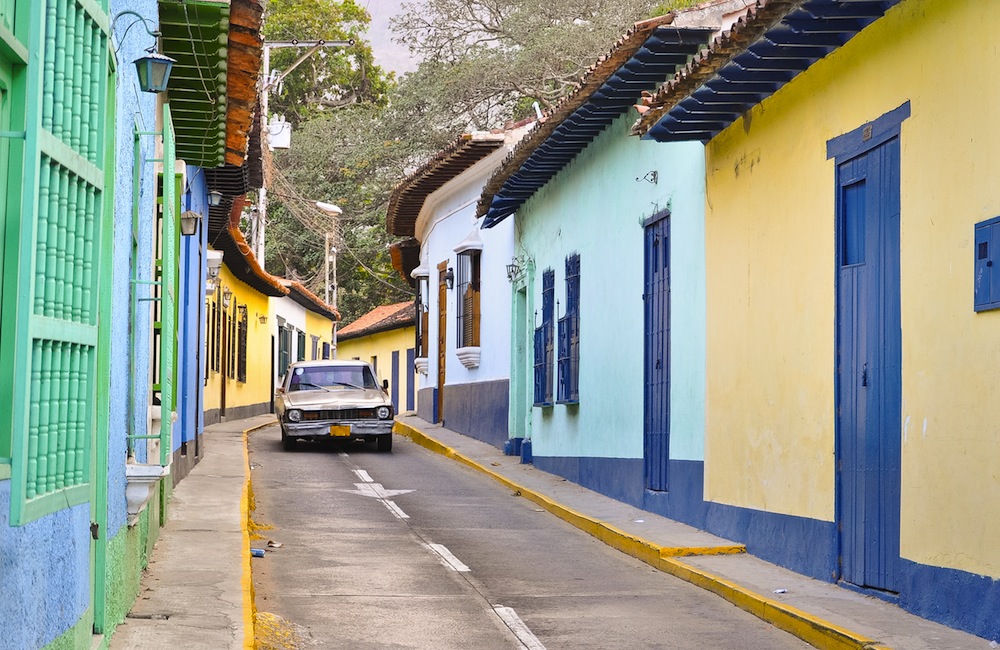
[364,0,421,75]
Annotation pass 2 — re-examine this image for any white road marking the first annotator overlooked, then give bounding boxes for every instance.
[494,606,546,650]
[383,500,409,519]
[424,543,470,572]
[341,482,413,498]
[352,469,373,483]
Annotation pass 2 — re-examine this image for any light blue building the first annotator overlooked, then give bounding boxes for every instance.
[478,14,718,502]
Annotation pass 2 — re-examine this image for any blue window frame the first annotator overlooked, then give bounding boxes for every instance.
[558,254,580,404]
[974,216,1000,312]
[533,269,554,406]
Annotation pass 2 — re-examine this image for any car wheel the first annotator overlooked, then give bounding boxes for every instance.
[281,429,297,451]
[376,435,393,453]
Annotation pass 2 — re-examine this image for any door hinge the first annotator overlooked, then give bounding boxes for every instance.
[90,522,100,540]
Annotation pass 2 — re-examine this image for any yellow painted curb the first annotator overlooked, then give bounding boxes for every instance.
[240,419,273,650]
[394,419,889,650]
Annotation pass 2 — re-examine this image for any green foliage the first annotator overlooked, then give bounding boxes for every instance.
[263,0,394,123]
[264,0,700,323]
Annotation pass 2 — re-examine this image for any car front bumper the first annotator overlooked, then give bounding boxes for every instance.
[282,419,393,439]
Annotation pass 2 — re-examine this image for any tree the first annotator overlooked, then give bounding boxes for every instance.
[264,0,703,323]
[390,0,675,121]
[263,0,394,123]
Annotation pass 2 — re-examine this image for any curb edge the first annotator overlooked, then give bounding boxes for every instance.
[393,419,886,650]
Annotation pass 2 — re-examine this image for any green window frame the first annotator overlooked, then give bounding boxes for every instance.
[1,0,113,524]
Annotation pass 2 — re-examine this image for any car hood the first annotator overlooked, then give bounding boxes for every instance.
[280,388,389,409]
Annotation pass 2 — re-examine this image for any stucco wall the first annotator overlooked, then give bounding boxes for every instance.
[204,267,275,413]
[516,114,706,460]
[0,484,90,650]
[337,326,417,413]
[702,0,1000,578]
[107,0,158,533]
[415,151,516,392]
[176,165,210,458]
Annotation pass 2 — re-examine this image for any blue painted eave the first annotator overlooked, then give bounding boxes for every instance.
[642,0,903,143]
[481,26,714,228]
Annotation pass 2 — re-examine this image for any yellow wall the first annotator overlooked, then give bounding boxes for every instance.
[703,0,1000,576]
[203,266,276,412]
[336,326,417,412]
[304,309,334,359]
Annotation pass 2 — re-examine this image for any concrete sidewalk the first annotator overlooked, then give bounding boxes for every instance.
[109,414,275,650]
[394,415,993,650]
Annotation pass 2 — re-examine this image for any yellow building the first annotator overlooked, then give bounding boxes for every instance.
[203,220,338,423]
[336,302,417,415]
[633,0,1000,638]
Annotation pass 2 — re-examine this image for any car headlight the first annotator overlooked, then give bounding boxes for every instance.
[376,406,391,420]
[287,409,302,423]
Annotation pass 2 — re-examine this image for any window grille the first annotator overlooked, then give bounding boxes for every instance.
[558,254,580,403]
[456,251,481,348]
[534,269,555,406]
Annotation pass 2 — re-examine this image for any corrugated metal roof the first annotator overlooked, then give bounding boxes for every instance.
[478,16,715,228]
[635,0,903,142]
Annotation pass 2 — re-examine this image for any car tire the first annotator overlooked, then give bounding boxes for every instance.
[376,435,393,453]
[281,429,297,451]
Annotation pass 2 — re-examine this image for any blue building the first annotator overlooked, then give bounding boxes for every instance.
[0,0,265,646]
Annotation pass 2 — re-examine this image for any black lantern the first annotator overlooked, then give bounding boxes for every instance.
[443,267,455,289]
[134,50,175,93]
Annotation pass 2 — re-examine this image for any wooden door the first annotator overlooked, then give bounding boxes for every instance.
[836,136,901,593]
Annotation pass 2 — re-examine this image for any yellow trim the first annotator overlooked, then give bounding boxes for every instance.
[240,419,275,649]
[393,419,888,650]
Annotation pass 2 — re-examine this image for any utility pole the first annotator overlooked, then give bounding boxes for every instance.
[256,39,353,267]
[324,230,338,308]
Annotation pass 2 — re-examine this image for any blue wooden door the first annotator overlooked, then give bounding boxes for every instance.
[836,137,901,593]
[644,213,670,491]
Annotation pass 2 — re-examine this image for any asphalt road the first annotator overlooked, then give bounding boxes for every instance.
[248,426,811,650]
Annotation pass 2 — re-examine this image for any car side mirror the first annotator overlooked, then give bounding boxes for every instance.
[382,379,389,391]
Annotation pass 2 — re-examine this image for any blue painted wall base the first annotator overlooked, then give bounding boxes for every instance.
[504,437,524,456]
[520,439,532,464]
[531,454,1000,639]
[441,380,509,449]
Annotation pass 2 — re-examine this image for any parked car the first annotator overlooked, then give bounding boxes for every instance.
[274,360,394,452]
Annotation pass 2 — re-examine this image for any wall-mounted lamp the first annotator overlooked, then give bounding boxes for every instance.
[179,210,201,236]
[443,267,455,290]
[237,304,248,319]
[506,260,520,282]
[208,190,224,207]
[134,51,175,93]
[222,287,232,308]
[112,11,175,93]
[258,314,268,325]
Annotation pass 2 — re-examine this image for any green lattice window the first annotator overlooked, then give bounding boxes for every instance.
[1,0,112,524]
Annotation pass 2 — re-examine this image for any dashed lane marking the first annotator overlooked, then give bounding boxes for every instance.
[424,542,470,572]
[353,469,373,482]
[494,606,546,650]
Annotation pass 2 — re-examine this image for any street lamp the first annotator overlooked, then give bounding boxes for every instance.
[111,10,176,93]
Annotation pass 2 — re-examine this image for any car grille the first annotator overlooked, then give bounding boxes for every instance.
[301,408,379,421]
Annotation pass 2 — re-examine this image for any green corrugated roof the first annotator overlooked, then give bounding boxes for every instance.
[158,0,230,167]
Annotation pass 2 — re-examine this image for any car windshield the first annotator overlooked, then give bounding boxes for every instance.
[287,365,378,391]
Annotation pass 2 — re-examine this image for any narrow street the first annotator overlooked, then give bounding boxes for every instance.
[247,427,810,649]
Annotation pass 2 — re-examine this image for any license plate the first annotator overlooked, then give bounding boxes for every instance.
[329,425,352,437]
